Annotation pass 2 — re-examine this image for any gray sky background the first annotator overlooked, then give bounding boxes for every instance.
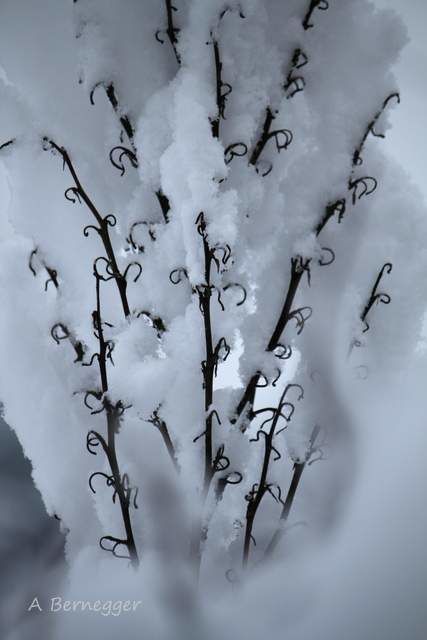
[375,0,427,201]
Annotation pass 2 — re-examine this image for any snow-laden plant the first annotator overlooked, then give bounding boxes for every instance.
[0,0,426,636]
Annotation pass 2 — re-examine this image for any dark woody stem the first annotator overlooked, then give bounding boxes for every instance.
[234,92,399,424]
[264,425,321,558]
[93,273,139,567]
[198,217,216,496]
[47,139,131,318]
[165,0,181,64]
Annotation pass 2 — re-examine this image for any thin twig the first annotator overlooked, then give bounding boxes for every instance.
[264,425,321,557]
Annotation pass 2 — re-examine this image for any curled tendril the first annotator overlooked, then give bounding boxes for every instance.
[114,400,132,418]
[213,444,230,472]
[286,77,306,99]
[304,428,328,465]
[196,211,207,238]
[209,409,222,427]
[44,269,58,291]
[155,1,181,63]
[361,262,392,333]
[362,295,391,334]
[219,83,232,119]
[216,287,225,311]
[223,282,247,306]
[249,428,270,444]
[255,372,269,388]
[155,29,166,43]
[382,92,400,110]
[103,214,117,228]
[354,92,401,167]
[214,337,231,375]
[93,256,115,282]
[28,248,38,276]
[268,129,293,152]
[224,471,243,485]
[255,159,273,178]
[89,471,114,494]
[123,261,142,283]
[349,176,378,205]
[51,323,70,344]
[99,536,131,560]
[267,483,285,504]
[193,430,206,444]
[307,446,326,466]
[198,285,225,311]
[292,254,312,285]
[194,410,221,443]
[118,473,139,509]
[283,383,305,402]
[86,429,108,456]
[278,401,295,422]
[126,221,156,253]
[303,0,329,30]
[274,343,293,360]
[219,4,246,20]
[213,243,232,267]
[64,187,81,203]
[105,340,115,366]
[83,224,101,238]
[284,48,308,98]
[109,146,138,176]
[83,390,104,414]
[291,48,308,70]
[92,310,113,336]
[316,198,346,235]
[89,82,106,106]
[318,247,335,267]
[271,442,282,460]
[169,267,188,284]
[288,306,313,334]
[224,142,248,165]
[271,369,282,387]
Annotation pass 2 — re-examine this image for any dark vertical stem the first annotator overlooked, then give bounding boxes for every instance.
[47,141,131,319]
[104,83,135,149]
[249,107,275,167]
[94,273,139,567]
[267,261,305,351]
[165,0,181,64]
[211,39,222,139]
[149,411,179,472]
[265,425,320,558]
[302,0,328,31]
[199,230,215,496]
[155,189,171,224]
[99,218,130,317]
[242,386,294,566]
[235,259,306,422]
[106,402,139,568]
[242,433,271,566]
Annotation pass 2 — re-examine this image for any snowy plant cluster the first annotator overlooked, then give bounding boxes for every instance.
[0,0,426,637]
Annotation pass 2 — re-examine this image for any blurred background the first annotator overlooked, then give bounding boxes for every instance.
[0,1,426,638]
